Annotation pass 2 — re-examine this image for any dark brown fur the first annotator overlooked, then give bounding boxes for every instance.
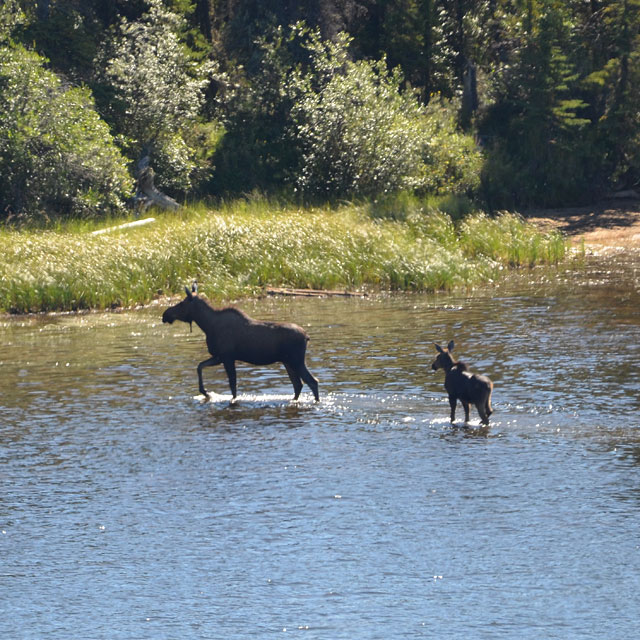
[431,340,493,425]
[162,285,319,401]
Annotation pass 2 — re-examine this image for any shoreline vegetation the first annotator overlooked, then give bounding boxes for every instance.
[0,198,568,315]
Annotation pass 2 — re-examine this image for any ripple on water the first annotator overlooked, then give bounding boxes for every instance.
[2,258,640,639]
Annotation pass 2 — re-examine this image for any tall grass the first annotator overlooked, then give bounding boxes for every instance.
[0,200,567,313]
[458,212,567,266]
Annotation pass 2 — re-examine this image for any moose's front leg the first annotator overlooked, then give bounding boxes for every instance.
[448,395,457,423]
[461,401,471,423]
[197,356,221,397]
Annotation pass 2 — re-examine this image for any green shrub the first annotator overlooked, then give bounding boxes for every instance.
[216,25,483,200]
[289,31,483,199]
[419,98,483,196]
[0,43,133,220]
[95,0,218,194]
[289,36,428,198]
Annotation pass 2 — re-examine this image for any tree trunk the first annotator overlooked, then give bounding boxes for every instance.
[195,0,213,42]
[36,1,50,21]
[461,58,478,127]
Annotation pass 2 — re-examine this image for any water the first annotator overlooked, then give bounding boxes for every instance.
[2,252,640,639]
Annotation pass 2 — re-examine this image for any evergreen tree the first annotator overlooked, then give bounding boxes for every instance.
[480,0,596,206]
[592,0,640,190]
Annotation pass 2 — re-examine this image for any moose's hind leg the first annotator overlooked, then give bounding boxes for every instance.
[476,401,490,426]
[223,360,238,399]
[285,364,303,400]
[299,364,319,402]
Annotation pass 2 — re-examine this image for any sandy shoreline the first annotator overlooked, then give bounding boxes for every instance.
[524,198,640,252]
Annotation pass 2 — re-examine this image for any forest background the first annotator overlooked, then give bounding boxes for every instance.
[1,0,639,223]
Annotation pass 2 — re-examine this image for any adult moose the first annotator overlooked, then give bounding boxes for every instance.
[162,284,319,402]
[431,340,493,425]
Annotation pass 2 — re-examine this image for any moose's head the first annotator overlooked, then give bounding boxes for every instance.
[431,340,456,372]
[162,283,198,325]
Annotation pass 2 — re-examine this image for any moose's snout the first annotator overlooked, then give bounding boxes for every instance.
[162,310,174,324]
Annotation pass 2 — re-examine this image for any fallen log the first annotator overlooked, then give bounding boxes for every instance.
[611,189,640,200]
[265,287,366,298]
[91,217,156,236]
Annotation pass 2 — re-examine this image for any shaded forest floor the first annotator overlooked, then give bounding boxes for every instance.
[525,199,640,252]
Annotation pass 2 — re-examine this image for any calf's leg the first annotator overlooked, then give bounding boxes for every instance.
[448,395,457,422]
[485,393,493,418]
[461,400,470,423]
[479,390,493,425]
[476,400,489,425]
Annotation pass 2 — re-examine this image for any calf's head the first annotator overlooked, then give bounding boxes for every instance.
[162,283,198,325]
[431,340,455,371]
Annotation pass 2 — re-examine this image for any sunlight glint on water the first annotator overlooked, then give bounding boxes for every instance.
[1,254,640,639]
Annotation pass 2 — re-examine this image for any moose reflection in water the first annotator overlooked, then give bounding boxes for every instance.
[431,340,494,425]
[162,285,320,402]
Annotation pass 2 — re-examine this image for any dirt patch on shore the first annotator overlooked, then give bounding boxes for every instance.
[525,199,640,252]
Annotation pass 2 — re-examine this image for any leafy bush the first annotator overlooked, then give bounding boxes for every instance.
[211,25,301,195]
[95,0,218,193]
[289,42,428,197]
[288,29,482,199]
[419,97,483,195]
[216,25,483,200]
[0,43,133,220]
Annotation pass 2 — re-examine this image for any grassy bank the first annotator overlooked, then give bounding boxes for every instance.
[0,200,567,314]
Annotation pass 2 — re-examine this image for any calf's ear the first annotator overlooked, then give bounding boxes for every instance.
[184,285,192,299]
[435,343,444,354]
[192,281,198,293]
[447,340,455,351]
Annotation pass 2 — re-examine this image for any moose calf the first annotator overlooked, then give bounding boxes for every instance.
[431,340,493,425]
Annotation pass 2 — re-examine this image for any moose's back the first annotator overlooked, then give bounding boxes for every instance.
[446,366,492,402]
[206,308,310,366]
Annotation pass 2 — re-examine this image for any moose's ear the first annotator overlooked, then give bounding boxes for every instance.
[447,340,455,351]
[435,343,444,354]
[192,281,198,293]
[184,285,192,299]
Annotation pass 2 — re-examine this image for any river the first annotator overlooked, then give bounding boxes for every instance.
[1,251,640,639]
